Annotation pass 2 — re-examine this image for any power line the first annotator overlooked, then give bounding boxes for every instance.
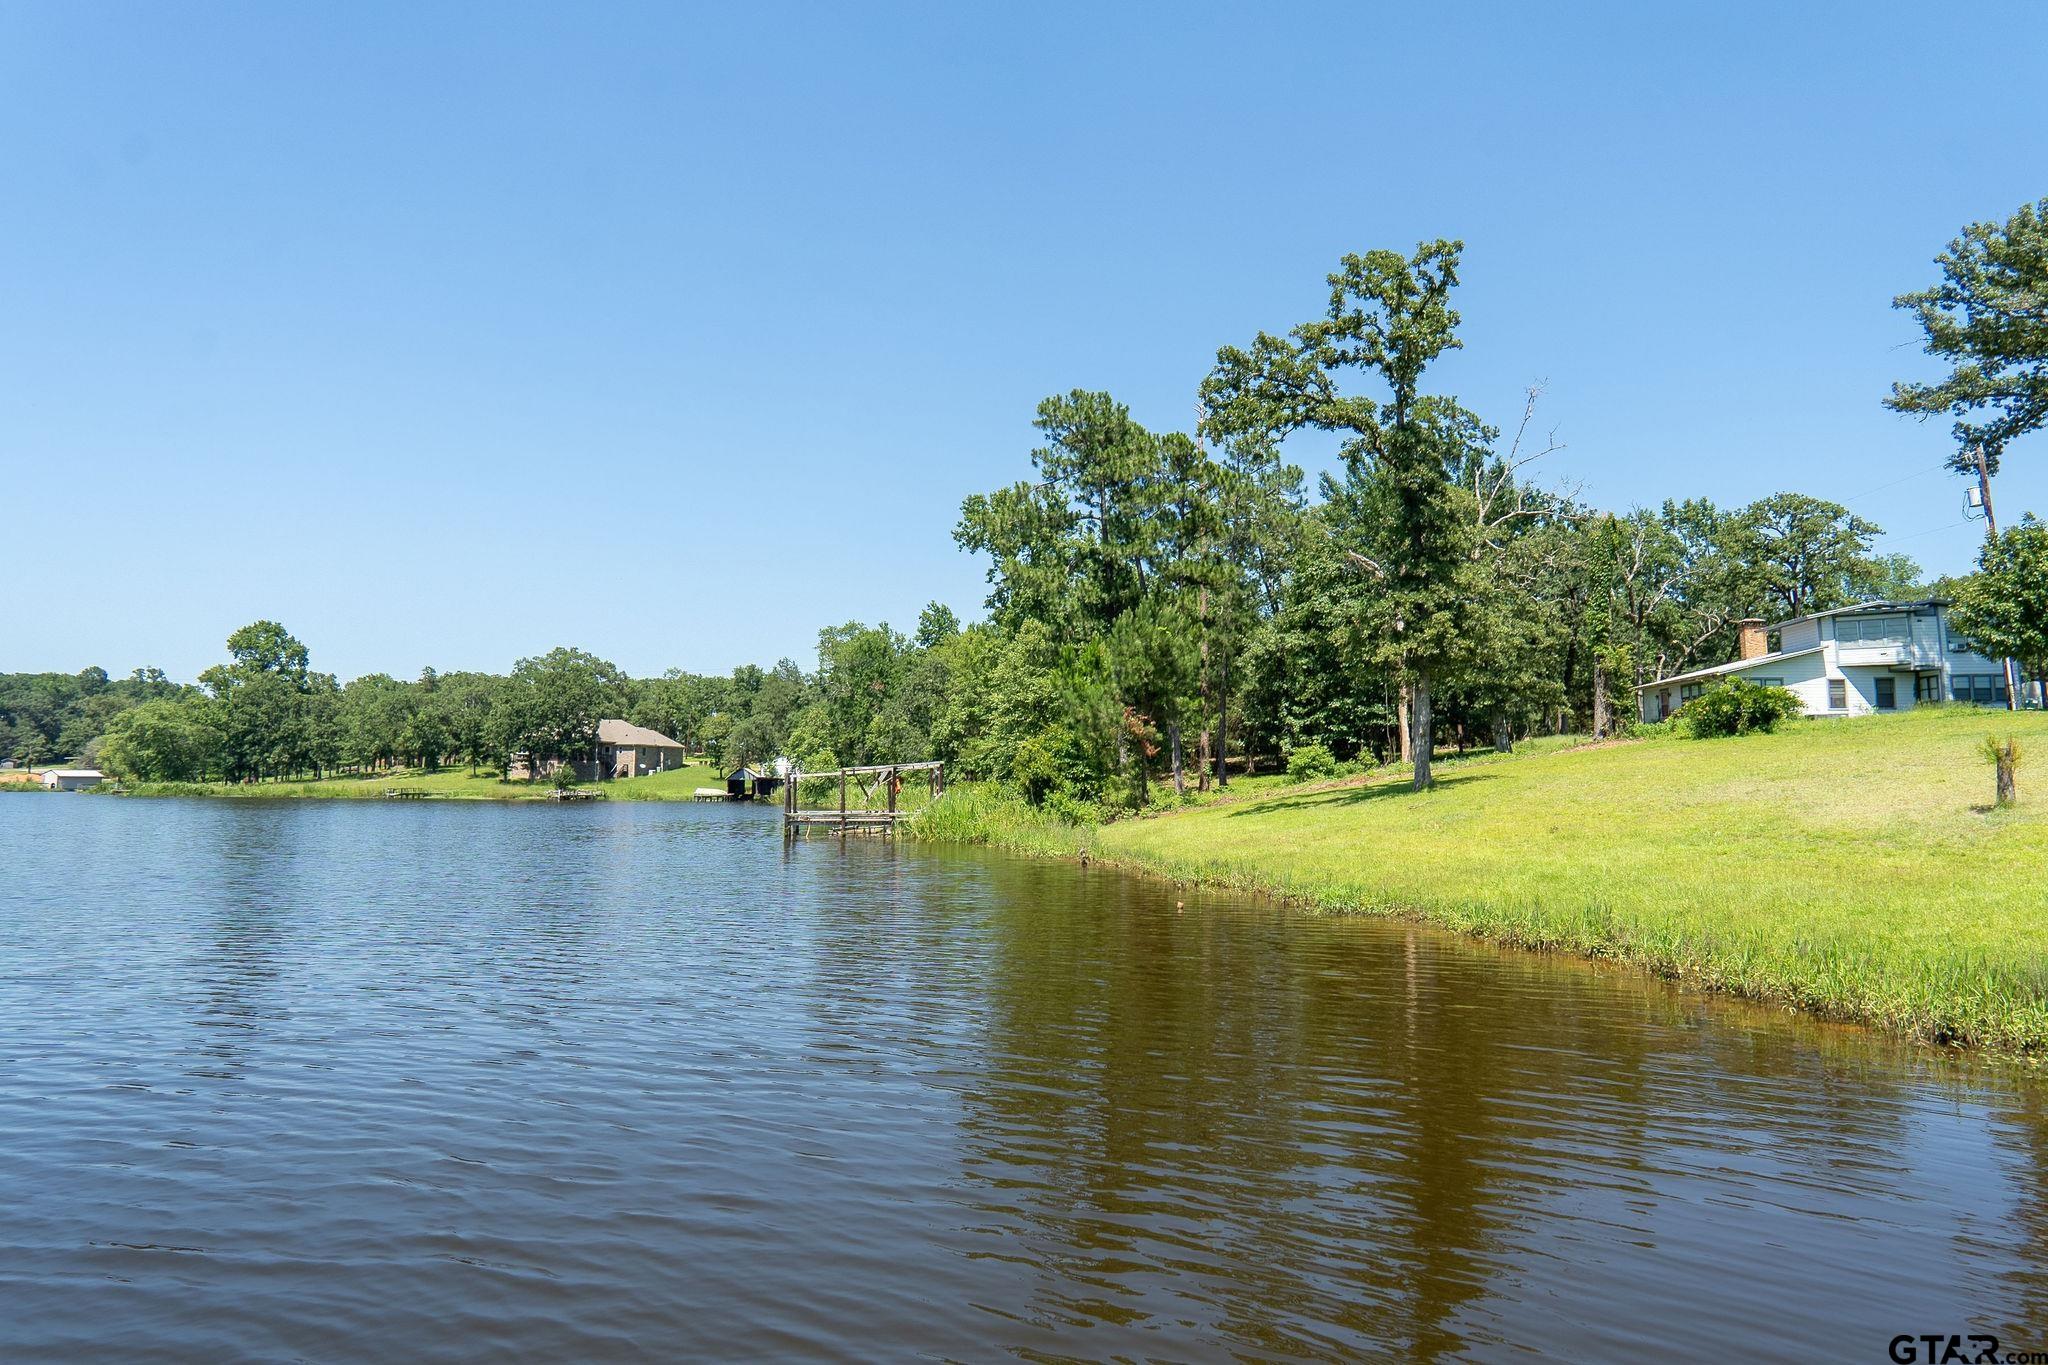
[1839,462,1951,507]
[1883,517,1973,544]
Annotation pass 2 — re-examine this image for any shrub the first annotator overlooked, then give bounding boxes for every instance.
[1043,790,1102,827]
[1010,733,1064,806]
[549,760,580,791]
[1680,678,1804,737]
[1285,742,1340,782]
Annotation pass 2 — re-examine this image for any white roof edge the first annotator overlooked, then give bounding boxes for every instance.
[1634,645,1828,691]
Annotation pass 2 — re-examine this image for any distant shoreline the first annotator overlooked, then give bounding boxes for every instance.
[98,763,732,804]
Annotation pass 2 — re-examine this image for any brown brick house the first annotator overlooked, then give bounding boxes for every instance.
[511,719,689,780]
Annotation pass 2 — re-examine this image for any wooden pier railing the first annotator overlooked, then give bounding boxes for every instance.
[783,761,943,836]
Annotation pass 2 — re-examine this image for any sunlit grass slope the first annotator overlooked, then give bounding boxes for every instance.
[939,708,2048,1051]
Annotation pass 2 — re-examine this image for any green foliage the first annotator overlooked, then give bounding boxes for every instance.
[0,667,185,767]
[497,646,624,771]
[1679,678,1804,738]
[1979,735,2025,769]
[549,759,580,791]
[1730,492,1900,619]
[1201,241,1491,788]
[1950,515,2048,683]
[197,620,339,781]
[1889,196,2048,471]
[1009,731,1064,806]
[1284,742,1339,782]
[99,697,214,781]
[1042,790,1102,826]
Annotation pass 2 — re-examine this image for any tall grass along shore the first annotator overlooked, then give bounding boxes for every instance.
[911,707,2048,1054]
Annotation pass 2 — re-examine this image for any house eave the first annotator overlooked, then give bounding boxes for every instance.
[1635,645,1829,692]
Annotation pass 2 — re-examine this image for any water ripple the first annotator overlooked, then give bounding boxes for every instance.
[0,796,2042,1359]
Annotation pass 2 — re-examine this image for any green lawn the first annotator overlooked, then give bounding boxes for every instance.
[123,762,730,802]
[926,707,2048,1052]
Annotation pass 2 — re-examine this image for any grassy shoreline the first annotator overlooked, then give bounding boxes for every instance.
[113,763,728,802]
[910,707,2048,1054]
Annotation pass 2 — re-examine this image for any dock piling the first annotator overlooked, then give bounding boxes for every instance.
[783,761,942,838]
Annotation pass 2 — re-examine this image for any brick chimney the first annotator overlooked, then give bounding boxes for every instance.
[1736,619,1768,660]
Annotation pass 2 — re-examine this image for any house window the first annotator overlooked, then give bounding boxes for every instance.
[1915,674,1945,702]
[1680,683,1704,702]
[1955,674,2011,705]
[1827,679,1848,710]
[1835,614,1909,645]
[1875,677,1896,710]
[1753,677,1784,688]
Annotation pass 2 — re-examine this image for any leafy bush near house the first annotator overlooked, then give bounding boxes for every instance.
[1681,678,1804,737]
[1285,742,1340,782]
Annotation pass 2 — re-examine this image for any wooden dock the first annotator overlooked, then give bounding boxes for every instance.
[783,761,942,837]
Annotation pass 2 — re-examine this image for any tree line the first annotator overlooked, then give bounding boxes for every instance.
[13,202,2046,801]
[8,616,958,785]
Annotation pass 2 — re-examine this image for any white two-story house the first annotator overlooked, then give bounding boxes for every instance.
[1636,599,2028,723]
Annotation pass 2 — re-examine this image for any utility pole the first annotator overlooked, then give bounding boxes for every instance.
[1969,445,2022,711]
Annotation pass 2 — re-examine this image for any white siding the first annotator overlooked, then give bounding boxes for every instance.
[1779,619,1821,652]
[1732,652,1832,716]
[1912,610,1942,658]
[1945,644,2006,673]
[1838,666,1910,715]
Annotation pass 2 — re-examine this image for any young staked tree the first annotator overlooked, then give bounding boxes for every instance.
[1201,241,1478,789]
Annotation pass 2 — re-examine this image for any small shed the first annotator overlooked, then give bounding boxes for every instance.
[726,766,763,800]
[41,769,106,791]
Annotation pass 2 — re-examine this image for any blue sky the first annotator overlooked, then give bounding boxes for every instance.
[5,2,2045,683]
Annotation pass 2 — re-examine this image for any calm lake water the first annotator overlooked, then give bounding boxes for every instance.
[2,796,2044,1360]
